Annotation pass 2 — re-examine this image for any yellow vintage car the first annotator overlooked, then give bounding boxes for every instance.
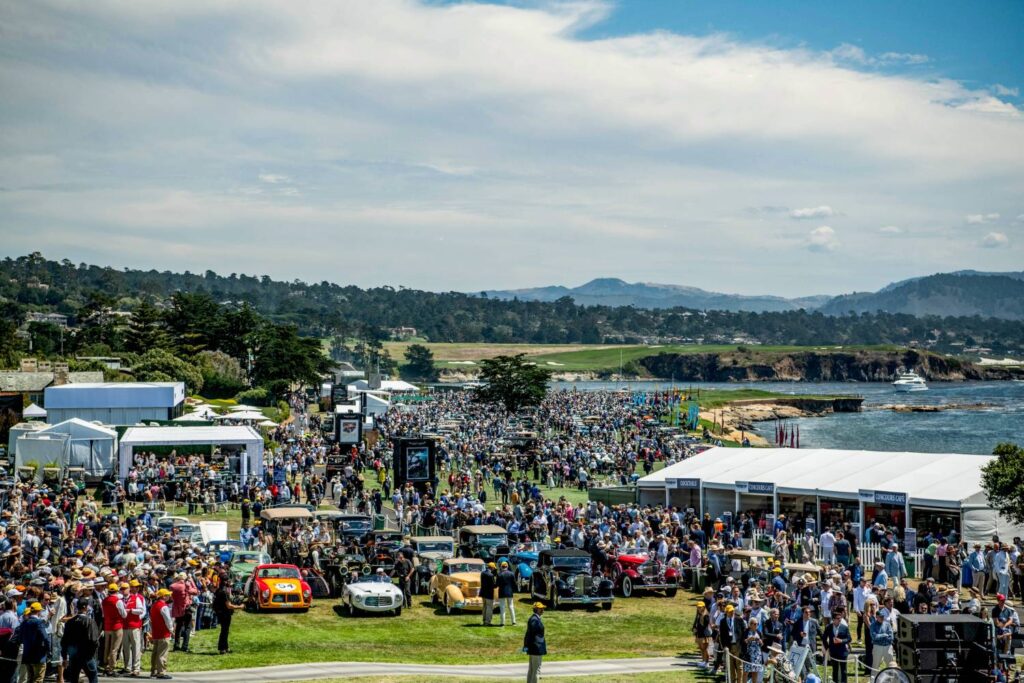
[429,558,496,614]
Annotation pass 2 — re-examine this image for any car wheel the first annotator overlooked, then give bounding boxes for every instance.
[665,587,678,598]
[552,592,560,610]
[394,606,402,616]
[444,595,453,614]
[621,576,634,598]
[602,601,613,611]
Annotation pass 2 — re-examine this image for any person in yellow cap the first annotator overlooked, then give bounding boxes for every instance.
[150,589,174,679]
[523,602,546,683]
[718,603,744,683]
[19,602,50,683]
[481,562,496,626]
[122,579,146,676]
[101,581,127,676]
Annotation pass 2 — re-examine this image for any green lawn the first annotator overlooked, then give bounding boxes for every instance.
[170,592,699,672]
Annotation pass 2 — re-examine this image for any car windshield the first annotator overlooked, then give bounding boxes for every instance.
[416,541,454,553]
[258,567,300,579]
[342,520,371,531]
[552,557,592,571]
[446,562,480,574]
[474,534,507,546]
[362,574,393,583]
[235,552,269,564]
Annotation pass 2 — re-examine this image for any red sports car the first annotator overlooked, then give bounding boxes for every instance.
[612,553,679,598]
[245,563,312,611]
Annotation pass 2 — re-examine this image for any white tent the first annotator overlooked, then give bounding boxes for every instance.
[218,410,266,421]
[347,379,418,394]
[118,425,264,480]
[7,422,48,457]
[33,418,117,479]
[23,403,47,420]
[229,404,261,412]
[15,432,67,483]
[639,447,1024,546]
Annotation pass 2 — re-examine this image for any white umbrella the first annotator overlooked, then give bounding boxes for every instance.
[229,404,260,412]
[258,420,278,427]
[224,410,267,421]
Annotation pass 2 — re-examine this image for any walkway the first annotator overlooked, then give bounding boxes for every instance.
[133,656,697,682]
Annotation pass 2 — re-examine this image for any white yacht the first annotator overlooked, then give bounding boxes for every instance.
[892,370,928,392]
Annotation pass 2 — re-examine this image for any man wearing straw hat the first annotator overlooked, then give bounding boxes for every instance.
[523,602,547,683]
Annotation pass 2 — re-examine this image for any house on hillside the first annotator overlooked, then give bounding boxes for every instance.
[0,369,105,407]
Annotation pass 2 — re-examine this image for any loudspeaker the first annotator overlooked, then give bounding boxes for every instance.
[897,644,963,671]
[897,614,988,646]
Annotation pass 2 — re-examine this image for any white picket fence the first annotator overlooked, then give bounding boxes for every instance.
[750,532,926,577]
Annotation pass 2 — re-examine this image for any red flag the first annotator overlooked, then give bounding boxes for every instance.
[790,426,795,448]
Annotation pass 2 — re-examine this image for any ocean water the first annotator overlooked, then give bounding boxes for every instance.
[559,379,1024,455]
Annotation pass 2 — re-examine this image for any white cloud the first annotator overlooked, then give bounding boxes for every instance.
[806,226,839,252]
[966,213,1001,225]
[1,1,1023,293]
[1017,214,1024,223]
[993,84,1020,97]
[879,225,903,234]
[790,206,836,219]
[832,45,928,67]
[980,232,1010,248]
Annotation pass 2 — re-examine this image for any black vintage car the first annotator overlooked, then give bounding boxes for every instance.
[319,546,370,596]
[457,525,510,561]
[332,514,374,544]
[531,549,614,610]
[365,531,405,573]
[410,535,455,595]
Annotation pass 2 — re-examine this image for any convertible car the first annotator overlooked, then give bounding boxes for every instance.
[429,557,495,614]
[509,541,551,592]
[246,563,312,612]
[341,574,405,616]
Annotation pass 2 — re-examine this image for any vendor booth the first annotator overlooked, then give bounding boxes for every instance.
[118,425,264,480]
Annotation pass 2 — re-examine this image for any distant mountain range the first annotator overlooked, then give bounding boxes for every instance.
[482,271,1024,320]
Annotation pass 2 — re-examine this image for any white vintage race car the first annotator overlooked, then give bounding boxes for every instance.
[341,575,405,616]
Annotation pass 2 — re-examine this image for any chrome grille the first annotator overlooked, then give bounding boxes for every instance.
[365,596,392,607]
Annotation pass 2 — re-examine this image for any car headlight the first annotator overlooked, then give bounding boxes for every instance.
[451,580,463,589]
[303,589,311,599]
[529,561,537,569]
[261,589,270,599]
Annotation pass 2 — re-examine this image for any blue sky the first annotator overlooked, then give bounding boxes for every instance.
[1,0,1022,297]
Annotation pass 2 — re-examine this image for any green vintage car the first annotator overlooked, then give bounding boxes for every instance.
[229,550,272,590]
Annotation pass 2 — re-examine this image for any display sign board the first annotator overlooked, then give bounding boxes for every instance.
[736,481,775,495]
[904,528,917,554]
[335,413,363,445]
[393,437,437,492]
[666,477,700,489]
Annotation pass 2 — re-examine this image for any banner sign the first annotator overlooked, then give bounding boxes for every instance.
[859,489,907,506]
[737,481,774,495]
[667,477,700,489]
[904,528,917,554]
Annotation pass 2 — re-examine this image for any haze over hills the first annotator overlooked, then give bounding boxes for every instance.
[483,272,1024,320]
[483,278,832,313]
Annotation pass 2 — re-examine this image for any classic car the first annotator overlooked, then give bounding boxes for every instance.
[205,540,246,562]
[429,557,496,614]
[457,525,510,561]
[317,512,373,543]
[410,536,455,595]
[613,552,680,598]
[228,550,272,591]
[320,547,371,596]
[509,541,551,592]
[245,563,312,611]
[155,515,192,533]
[365,531,405,573]
[531,549,613,610]
[260,507,314,560]
[341,574,405,616]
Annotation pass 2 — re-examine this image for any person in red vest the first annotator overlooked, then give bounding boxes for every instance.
[149,588,174,680]
[101,582,126,676]
[121,580,146,676]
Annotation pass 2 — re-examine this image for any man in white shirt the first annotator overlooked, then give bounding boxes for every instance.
[852,577,872,641]
[819,528,836,565]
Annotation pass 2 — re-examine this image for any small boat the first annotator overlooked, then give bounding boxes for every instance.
[892,370,928,392]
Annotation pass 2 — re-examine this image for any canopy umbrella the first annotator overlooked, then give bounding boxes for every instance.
[258,420,279,427]
[229,405,261,412]
[23,403,47,420]
[223,411,267,421]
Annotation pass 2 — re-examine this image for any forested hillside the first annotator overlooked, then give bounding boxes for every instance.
[2,255,1023,361]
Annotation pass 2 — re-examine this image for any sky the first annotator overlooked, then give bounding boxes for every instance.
[1,0,1022,298]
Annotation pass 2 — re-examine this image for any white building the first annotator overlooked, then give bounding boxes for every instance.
[44,382,185,425]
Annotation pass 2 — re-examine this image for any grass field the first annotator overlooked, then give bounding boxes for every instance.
[170,591,700,672]
[379,342,904,373]
[297,673,702,683]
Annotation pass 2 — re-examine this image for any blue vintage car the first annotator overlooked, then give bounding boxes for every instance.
[509,542,551,592]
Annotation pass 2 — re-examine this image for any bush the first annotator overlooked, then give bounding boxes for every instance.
[196,350,247,398]
[234,387,271,406]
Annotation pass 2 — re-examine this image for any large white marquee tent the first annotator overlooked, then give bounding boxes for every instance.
[639,447,1022,546]
[118,426,264,480]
